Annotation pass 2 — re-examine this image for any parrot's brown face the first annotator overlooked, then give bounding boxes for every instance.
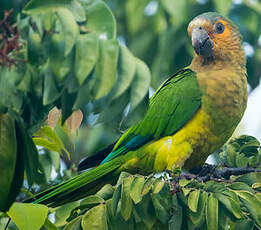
[187,13,242,62]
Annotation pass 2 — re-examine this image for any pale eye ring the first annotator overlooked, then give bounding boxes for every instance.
[215,22,225,34]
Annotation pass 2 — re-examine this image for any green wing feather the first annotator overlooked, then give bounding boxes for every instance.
[28,68,201,207]
[101,68,202,164]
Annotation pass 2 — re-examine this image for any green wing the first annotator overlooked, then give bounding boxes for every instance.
[101,68,201,164]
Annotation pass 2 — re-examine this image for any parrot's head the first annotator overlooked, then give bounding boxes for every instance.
[187,12,244,66]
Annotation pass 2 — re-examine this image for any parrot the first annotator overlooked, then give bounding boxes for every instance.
[28,12,248,207]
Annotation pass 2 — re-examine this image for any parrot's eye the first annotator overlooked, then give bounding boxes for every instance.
[215,22,225,34]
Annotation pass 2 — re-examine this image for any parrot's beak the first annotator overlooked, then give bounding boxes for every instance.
[192,27,213,58]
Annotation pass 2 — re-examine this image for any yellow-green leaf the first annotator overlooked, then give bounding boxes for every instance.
[206,193,218,230]
[7,203,48,230]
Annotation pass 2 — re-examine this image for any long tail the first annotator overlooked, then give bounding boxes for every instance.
[25,160,122,207]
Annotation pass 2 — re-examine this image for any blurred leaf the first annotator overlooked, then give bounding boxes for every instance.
[81,204,108,230]
[206,193,218,230]
[43,67,61,105]
[48,107,62,128]
[23,0,72,14]
[56,8,79,56]
[213,0,232,16]
[110,45,136,100]
[0,114,17,212]
[125,0,149,34]
[7,203,48,230]
[75,33,98,85]
[49,34,73,82]
[129,58,151,111]
[83,0,116,39]
[93,39,119,99]
[161,0,188,26]
[65,110,83,132]
[69,0,86,22]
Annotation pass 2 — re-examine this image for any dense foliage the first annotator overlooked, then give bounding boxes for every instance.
[0,0,261,229]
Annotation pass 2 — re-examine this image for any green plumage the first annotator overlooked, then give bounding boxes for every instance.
[28,68,202,207]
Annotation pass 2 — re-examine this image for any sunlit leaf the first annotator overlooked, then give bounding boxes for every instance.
[188,190,200,213]
[7,203,48,230]
[130,176,145,204]
[81,204,108,230]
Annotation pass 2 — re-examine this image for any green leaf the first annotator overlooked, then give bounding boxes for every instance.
[96,184,115,200]
[56,8,79,56]
[112,184,122,214]
[97,90,130,123]
[206,193,218,230]
[135,193,156,229]
[17,121,44,187]
[235,191,261,227]
[235,153,248,168]
[151,184,172,224]
[0,114,17,212]
[27,32,43,65]
[213,0,232,16]
[188,190,200,213]
[43,66,61,105]
[125,0,149,34]
[83,0,116,39]
[7,202,48,230]
[68,0,86,22]
[55,202,80,227]
[161,0,188,26]
[23,0,72,14]
[92,39,119,99]
[120,176,134,221]
[49,34,73,81]
[75,33,98,85]
[33,126,68,157]
[188,191,207,227]
[81,204,108,230]
[169,194,183,230]
[41,218,59,230]
[213,192,242,219]
[129,58,151,111]
[130,176,145,204]
[64,216,82,230]
[80,195,104,208]
[110,45,136,100]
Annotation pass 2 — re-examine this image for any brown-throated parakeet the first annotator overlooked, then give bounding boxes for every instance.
[28,12,248,207]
